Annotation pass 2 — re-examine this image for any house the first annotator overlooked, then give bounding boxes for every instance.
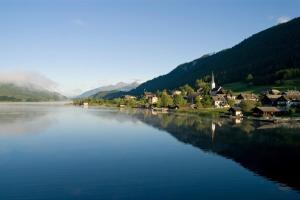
[123,95,136,100]
[285,91,300,107]
[172,90,182,96]
[211,86,225,96]
[252,107,281,117]
[224,92,236,100]
[212,95,228,108]
[148,96,158,104]
[275,91,300,108]
[83,102,89,108]
[144,92,158,104]
[276,95,289,106]
[235,93,258,104]
[228,107,243,117]
[260,94,281,106]
[268,89,281,95]
[144,92,154,98]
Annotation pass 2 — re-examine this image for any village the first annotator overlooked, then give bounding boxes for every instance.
[119,73,300,120]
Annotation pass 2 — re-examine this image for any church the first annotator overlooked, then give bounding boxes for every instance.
[210,72,225,96]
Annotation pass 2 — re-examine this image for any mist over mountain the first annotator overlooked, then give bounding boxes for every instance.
[0,71,67,102]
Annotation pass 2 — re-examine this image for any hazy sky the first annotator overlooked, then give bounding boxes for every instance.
[0,0,299,96]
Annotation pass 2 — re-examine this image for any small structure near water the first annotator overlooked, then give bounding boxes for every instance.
[228,107,243,117]
[252,107,281,117]
[83,102,89,108]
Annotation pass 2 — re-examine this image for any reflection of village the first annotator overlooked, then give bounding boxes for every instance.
[122,109,300,192]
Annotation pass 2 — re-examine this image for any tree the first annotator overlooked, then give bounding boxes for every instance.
[160,90,173,107]
[195,96,203,108]
[173,94,187,107]
[180,84,194,96]
[201,95,213,108]
[246,74,254,82]
[227,99,235,107]
[240,100,256,112]
[195,79,210,95]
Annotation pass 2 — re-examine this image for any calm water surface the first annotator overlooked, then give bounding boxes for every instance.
[0,103,299,200]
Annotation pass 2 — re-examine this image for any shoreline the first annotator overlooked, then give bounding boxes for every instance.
[75,103,300,124]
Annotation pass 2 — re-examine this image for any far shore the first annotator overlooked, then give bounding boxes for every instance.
[0,101,73,105]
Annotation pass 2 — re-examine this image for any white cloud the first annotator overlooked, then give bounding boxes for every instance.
[0,71,58,91]
[276,16,290,24]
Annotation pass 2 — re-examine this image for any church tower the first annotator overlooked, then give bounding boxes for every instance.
[211,72,216,90]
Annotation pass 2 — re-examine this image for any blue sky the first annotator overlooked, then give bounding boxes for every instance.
[0,0,299,95]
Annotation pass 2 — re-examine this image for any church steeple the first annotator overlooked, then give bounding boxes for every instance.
[211,72,216,89]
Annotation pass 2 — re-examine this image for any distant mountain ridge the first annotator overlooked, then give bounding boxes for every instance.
[77,81,140,98]
[127,17,300,95]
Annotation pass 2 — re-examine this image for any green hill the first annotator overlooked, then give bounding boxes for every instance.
[0,83,67,102]
[223,78,300,94]
[129,17,300,95]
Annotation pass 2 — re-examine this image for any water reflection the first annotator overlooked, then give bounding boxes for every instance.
[0,103,55,135]
[122,109,300,192]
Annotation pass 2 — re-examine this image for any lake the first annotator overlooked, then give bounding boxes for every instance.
[0,103,299,200]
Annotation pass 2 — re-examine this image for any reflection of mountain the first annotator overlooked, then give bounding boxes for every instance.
[127,110,300,192]
[0,104,54,135]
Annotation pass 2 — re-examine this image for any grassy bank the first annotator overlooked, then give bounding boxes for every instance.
[223,79,300,94]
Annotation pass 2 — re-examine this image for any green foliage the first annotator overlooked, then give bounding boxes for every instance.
[275,68,300,80]
[200,95,212,108]
[160,91,173,107]
[223,79,300,94]
[179,84,194,96]
[195,96,203,108]
[227,99,235,107]
[173,94,187,107]
[195,79,210,95]
[240,100,256,112]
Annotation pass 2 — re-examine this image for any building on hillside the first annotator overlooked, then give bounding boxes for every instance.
[235,93,258,104]
[212,95,228,108]
[123,95,136,100]
[228,107,243,117]
[274,91,300,108]
[252,107,281,117]
[144,92,154,98]
[211,86,225,96]
[224,92,236,100]
[260,94,282,106]
[144,92,158,105]
[269,89,281,95]
[276,95,290,107]
[172,90,182,96]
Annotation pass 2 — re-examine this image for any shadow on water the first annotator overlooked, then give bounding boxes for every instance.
[119,109,300,192]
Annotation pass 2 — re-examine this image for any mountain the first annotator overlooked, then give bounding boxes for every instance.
[77,81,139,98]
[0,83,67,102]
[129,17,300,95]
